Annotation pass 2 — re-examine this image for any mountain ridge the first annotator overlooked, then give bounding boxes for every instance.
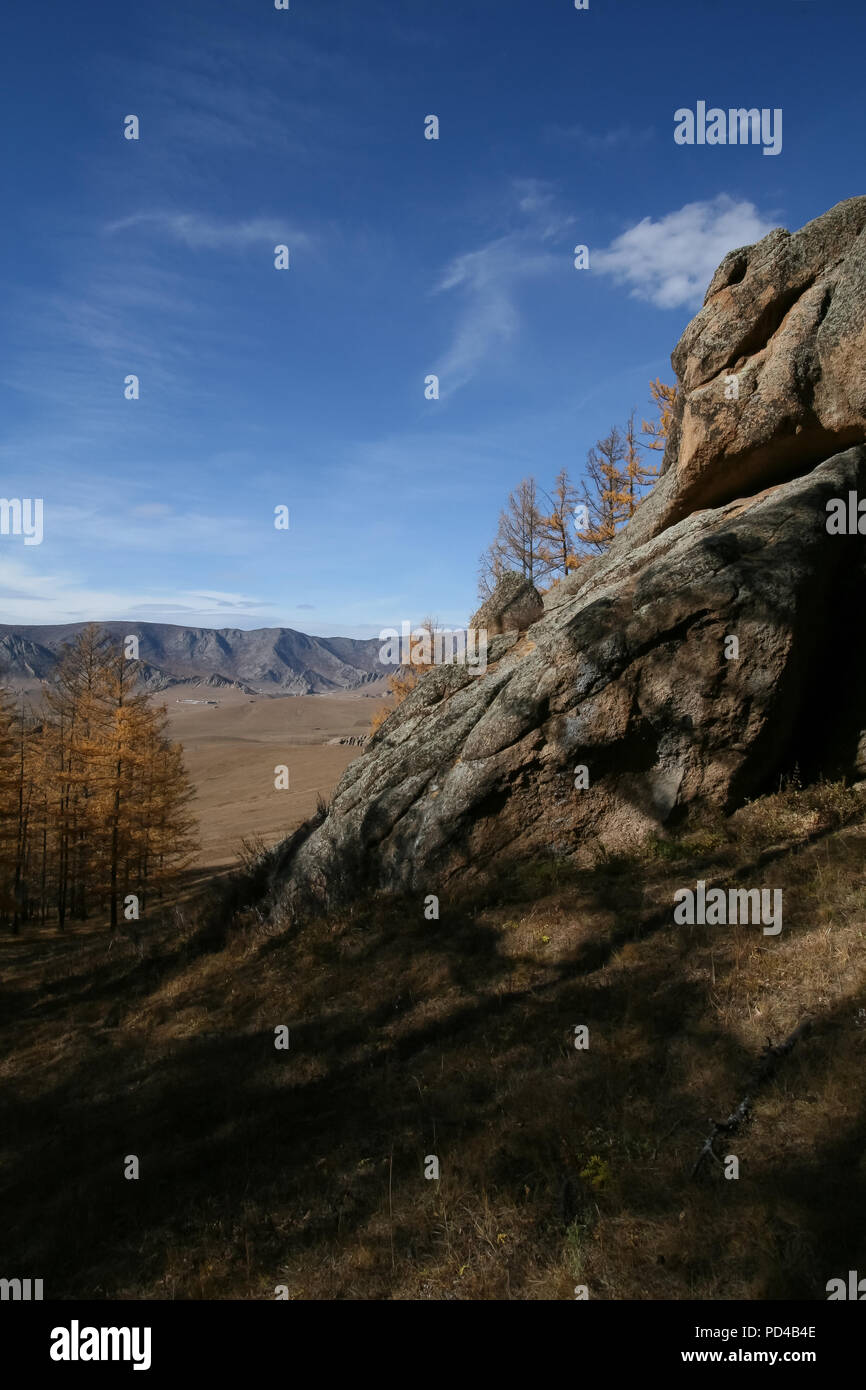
[0,621,384,696]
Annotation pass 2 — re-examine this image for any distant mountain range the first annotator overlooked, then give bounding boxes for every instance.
[0,622,385,696]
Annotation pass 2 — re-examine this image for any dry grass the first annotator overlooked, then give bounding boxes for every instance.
[1,782,865,1299]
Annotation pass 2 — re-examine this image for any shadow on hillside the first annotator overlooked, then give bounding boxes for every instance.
[2,828,862,1299]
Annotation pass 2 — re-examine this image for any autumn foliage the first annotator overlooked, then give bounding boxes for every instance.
[0,624,198,933]
[369,617,440,733]
[479,378,675,595]
[373,381,676,735]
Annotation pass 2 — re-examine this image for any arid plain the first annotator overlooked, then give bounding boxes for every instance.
[164,684,390,868]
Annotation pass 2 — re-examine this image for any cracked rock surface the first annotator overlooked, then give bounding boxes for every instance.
[273,199,866,908]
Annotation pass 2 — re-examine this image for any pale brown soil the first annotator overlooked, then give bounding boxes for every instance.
[163,685,391,867]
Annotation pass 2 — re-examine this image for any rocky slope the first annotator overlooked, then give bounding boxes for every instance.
[266,197,866,911]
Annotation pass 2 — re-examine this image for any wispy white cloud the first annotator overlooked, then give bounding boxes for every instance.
[0,554,270,626]
[512,177,555,220]
[592,195,777,309]
[96,26,372,179]
[131,503,173,519]
[547,123,655,151]
[433,246,522,391]
[432,182,574,393]
[105,211,312,253]
[41,501,269,558]
[0,201,310,468]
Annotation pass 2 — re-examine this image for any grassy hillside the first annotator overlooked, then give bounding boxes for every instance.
[2,780,865,1300]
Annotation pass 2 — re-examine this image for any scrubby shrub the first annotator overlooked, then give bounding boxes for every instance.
[732,778,865,848]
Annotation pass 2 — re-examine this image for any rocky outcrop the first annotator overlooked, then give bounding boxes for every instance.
[469,572,544,636]
[271,199,866,911]
[615,195,866,554]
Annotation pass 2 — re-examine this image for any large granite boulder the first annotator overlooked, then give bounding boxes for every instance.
[615,195,866,554]
[271,199,866,910]
[469,572,544,636]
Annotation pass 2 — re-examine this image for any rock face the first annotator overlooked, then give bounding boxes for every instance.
[273,199,866,910]
[469,572,544,636]
[615,195,866,554]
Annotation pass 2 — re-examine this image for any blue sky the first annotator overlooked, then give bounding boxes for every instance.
[1,0,863,636]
